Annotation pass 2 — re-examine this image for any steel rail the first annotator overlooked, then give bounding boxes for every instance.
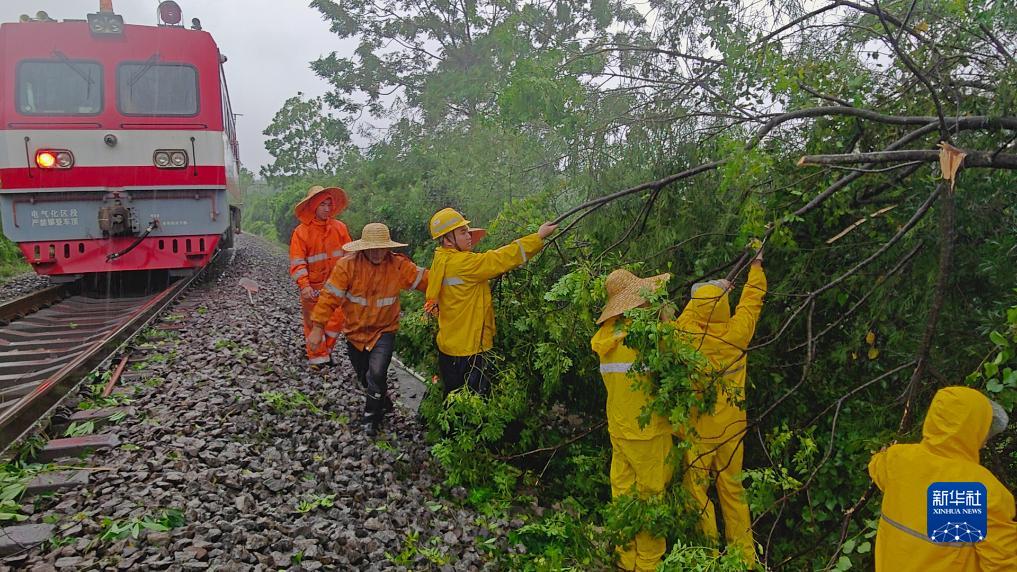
[0,253,220,452]
[0,285,72,325]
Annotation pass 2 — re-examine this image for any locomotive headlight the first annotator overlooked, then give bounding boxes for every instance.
[36,149,74,169]
[154,149,188,169]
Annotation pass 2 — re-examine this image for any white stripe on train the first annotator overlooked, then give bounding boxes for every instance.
[0,129,227,169]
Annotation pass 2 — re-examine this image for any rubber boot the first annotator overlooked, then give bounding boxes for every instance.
[364,391,384,437]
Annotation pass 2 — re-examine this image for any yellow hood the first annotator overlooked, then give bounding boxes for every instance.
[681,284,731,334]
[921,386,992,463]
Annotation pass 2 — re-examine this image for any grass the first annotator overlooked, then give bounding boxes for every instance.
[0,237,28,280]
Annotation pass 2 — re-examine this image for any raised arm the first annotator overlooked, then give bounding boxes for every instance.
[453,233,544,282]
[726,262,767,348]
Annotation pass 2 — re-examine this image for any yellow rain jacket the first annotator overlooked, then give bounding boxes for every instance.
[425,233,543,356]
[675,263,766,564]
[591,318,673,441]
[869,386,1017,571]
[592,318,673,571]
[676,264,767,442]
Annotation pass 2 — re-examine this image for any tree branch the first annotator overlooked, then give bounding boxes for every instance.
[751,109,1017,148]
[799,149,1017,169]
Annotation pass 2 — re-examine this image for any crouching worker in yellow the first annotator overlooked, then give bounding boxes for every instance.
[425,208,556,396]
[676,250,766,565]
[592,269,674,572]
[869,386,1017,571]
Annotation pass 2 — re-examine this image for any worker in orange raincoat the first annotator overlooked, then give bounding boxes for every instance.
[425,207,557,396]
[869,386,1016,571]
[289,185,352,366]
[308,223,428,436]
[675,248,766,565]
[592,269,674,572]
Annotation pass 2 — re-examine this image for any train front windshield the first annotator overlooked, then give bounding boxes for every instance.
[118,62,198,116]
[17,59,103,115]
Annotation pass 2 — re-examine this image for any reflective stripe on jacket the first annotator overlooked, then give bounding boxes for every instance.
[674,264,766,443]
[869,387,1017,571]
[310,252,428,351]
[591,318,672,441]
[289,219,352,288]
[425,233,543,356]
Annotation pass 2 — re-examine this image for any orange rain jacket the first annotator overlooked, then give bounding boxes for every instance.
[310,252,428,351]
[289,202,352,291]
[869,387,1017,571]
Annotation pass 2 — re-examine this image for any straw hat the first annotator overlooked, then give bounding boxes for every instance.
[428,207,487,243]
[344,223,408,252]
[294,185,349,222]
[596,269,671,324]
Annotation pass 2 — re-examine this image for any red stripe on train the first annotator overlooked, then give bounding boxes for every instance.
[20,235,220,275]
[0,166,226,190]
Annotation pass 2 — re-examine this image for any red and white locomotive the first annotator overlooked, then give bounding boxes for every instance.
[0,1,240,278]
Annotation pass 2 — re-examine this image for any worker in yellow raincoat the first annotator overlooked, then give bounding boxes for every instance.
[869,386,1016,571]
[675,248,766,564]
[425,208,556,396]
[592,269,674,572]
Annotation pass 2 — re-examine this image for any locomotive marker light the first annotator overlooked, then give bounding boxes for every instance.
[88,1,124,36]
[158,2,183,26]
[35,150,74,169]
[36,152,55,169]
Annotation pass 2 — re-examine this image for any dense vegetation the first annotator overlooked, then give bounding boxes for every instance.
[0,234,27,280]
[246,0,1017,569]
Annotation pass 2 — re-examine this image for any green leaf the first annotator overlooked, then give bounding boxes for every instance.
[836,555,853,570]
[1002,369,1017,388]
[0,483,25,503]
[990,331,1008,347]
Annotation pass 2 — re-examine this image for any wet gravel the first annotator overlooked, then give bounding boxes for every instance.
[0,272,50,304]
[7,234,496,571]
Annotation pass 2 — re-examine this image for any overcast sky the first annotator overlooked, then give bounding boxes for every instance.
[2,0,355,171]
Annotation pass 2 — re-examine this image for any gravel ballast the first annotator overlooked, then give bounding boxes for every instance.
[0,272,50,305]
[6,234,496,571]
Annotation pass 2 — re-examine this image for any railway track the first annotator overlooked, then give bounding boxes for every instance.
[0,256,219,452]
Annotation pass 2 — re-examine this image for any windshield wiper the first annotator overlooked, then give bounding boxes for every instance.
[128,53,160,88]
[53,51,95,91]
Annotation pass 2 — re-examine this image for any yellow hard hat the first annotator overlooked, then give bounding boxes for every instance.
[428,208,471,240]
